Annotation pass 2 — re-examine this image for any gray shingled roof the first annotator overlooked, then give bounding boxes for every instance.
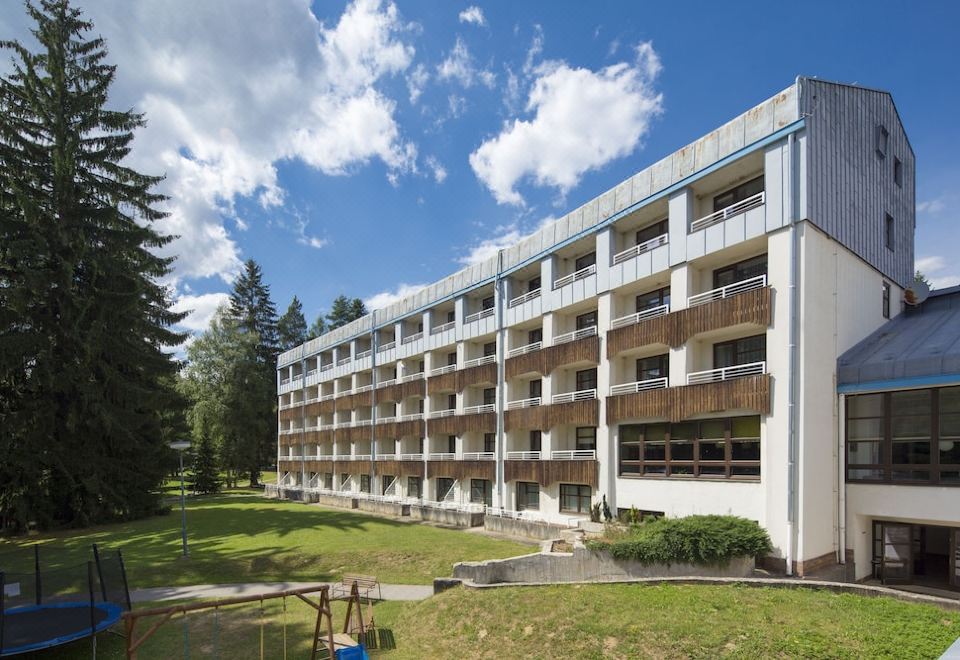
[837,286,960,387]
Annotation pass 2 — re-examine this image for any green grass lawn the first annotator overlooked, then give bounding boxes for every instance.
[34,583,960,659]
[0,494,532,588]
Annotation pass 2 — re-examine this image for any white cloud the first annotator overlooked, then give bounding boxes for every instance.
[436,37,495,89]
[916,255,960,289]
[171,292,231,333]
[458,6,486,27]
[5,0,419,285]
[407,62,429,104]
[425,156,448,183]
[917,198,946,214]
[457,216,557,266]
[470,41,663,205]
[364,283,428,310]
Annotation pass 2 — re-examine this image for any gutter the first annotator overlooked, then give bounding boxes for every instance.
[495,249,506,509]
[785,96,801,575]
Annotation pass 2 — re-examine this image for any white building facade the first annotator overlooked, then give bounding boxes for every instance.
[276,78,934,577]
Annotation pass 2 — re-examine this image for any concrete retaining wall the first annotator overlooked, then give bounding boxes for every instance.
[356,499,409,517]
[410,504,483,528]
[453,545,755,585]
[484,515,573,541]
[315,493,358,509]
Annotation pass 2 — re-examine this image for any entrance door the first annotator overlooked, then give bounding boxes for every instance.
[953,529,960,588]
[881,523,913,585]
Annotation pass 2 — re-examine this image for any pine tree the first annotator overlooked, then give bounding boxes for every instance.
[349,298,367,322]
[0,0,186,529]
[278,296,308,350]
[190,433,221,495]
[308,314,327,339]
[326,295,367,330]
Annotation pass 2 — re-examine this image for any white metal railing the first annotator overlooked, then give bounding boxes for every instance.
[402,332,423,344]
[611,303,670,329]
[303,396,321,405]
[687,361,766,385]
[612,233,669,265]
[338,388,353,396]
[553,263,596,289]
[551,389,597,404]
[463,354,496,368]
[337,356,351,366]
[377,341,396,352]
[430,363,457,376]
[464,307,495,323]
[320,363,333,372]
[333,454,352,461]
[355,384,373,393]
[610,377,669,395]
[398,453,423,460]
[377,378,396,388]
[304,425,319,432]
[399,372,424,383]
[427,408,456,419]
[355,349,372,360]
[506,397,541,410]
[687,274,767,308]
[429,452,455,460]
[431,321,456,334]
[318,423,334,431]
[462,452,495,460]
[397,413,422,422]
[505,450,542,460]
[305,368,318,377]
[507,341,541,358]
[279,401,298,410]
[508,288,541,308]
[463,404,495,415]
[377,453,396,461]
[320,393,334,401]
[690,191,765,232]
[354,454,372,461]
[281,376,292,385]
[377,416,397,425]
[551,449,597,460]
[553,325,597,345]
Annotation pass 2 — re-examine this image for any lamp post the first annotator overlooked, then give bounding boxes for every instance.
[169,440,192,558]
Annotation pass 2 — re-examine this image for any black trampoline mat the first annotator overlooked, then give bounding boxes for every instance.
[2,603,116,654]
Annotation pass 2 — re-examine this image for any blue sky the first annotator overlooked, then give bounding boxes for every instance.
[2,0,958,338]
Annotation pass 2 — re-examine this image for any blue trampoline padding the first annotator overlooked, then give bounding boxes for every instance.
[0,601,123,657]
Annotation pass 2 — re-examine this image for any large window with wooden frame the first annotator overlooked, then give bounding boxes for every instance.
[713,335,766,369]
[636,354,669,382]
[576,368,598,392]
[618,416,761,479]
[470,479,492,506]
[517,482,539,511]
[529,430,542,451]
[483,388,496,405]
[407,476,422,499]
[712,254,767,288]
[846,386,960,486]
[560,484,592,513]
[636,286,670,313]
[436,477,455,501]
[576,427,597,451]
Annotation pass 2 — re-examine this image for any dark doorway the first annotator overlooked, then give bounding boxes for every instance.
[874,521,959,589]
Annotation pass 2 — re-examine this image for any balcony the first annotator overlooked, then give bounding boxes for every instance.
[430,363,457,376]
[399,371,424,383]
[377,340,396,352]
[427,408,456,419]
[609,377,668,395]
[553,264,596,289]
[551,389,597,404]
[463,403,495,415]
[505,395,599,433]
[506,397,541,410]
[397,413,422,422]
[462,452,495,461]
[401,331,423,345]
[508,288,541,308]
[428,452,455,460]
[431,320,456,334]
[550,450,596,460]
[687,361,766,385]
[611,304,669,330]
[505,450,542,460]
[463,354,496,368]
[464,307,494,323]
[612,233,668,266]
[688,274,767,308]
[337,356,352,366]
[507,341,541,358]
[320,363,334,372]
[553,325,597,346]
[504,455,598,488]
[355,349,372,360]
[690,191,765,232]
[354,384,373,393]
[506,330,600,380]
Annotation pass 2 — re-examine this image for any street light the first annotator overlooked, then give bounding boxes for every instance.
[169,440,192,558]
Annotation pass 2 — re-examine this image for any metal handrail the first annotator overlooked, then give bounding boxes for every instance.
[690,191,765,232]
[464,307,495,323]
[428,452,455,460]
[355,349,372,360]
[377,340,396,352]
[377,378,397,388]
[397,413,423,422]
[508,288,541,308]
[431,320,456,334]
[399,372,424,383]
[462,451,495,460]
[463,354,496,368]
[551,389,597,404]
[505,450,542,460]
[398,452,423,460]
[550,449,597,460]
[427,408,456,419]
[401,331,423,345]
[376,454,397,461]
[507,341,541,358]
[687,361,766,385]
[320,363,333,372]
[687,274,767,308]
[430,363,457,376]
[337,356,351,366]
[377,416,397,424]
[611,303,670,329]
[612,233,668,265]
[320,393,335,401]
[553,263,596,289]
[354,384,373,393]
[463,403,495,415]
[506,397,541,410]
[609,377,669,395]
[553,325,597,345]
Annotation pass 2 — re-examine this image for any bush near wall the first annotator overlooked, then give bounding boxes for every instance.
[586,515,772,566]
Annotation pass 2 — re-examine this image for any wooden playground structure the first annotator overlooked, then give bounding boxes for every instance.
[122,581,390,659]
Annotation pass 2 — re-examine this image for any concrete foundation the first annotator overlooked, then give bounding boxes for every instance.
[484,515,573,541]
[356,499,409,517]
[315,493,358,509]
[410,504,484,528]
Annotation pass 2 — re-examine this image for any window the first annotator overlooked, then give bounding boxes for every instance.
[576,310,597,330]
[418,437,424,453]
[417,321,423,333]
[713,176,764,212]
[560,484,592,513]
[882,282,891,319]
[436,477,454,501]
[713,254,768,288]
[636,219,668,246]
[482,295,495,310]
[324,473,333,490]
[529,430,542,452]
[418,360,425,373]
[885,213,895,251]
[576,368,598,392]
[618,416,761,479]
[447,394,457,410]
[447,310,456,323]
[418,399,424,413]
[576,427,597,451]
[713,335,766,369]
[407,476,422,498]
[529,379,542,399]
[517,482,539,511]
[636,354,669,382]
[470,479,492,506]
[894,157,903,187]
[528,276,541,292]
[483,388,496,406]
[575,252,596,271]
[876,125,889,158]
[484,433,496,452]
[528,328,543,344]
[636,286,670,313]
[447,351,457,366]
[847,387,960,486]
[483,341,496,357]
[447,435,457,453]
[359,474,371,493]
[340,473,350,488]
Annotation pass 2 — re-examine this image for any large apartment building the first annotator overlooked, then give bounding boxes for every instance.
[276,77,957,585]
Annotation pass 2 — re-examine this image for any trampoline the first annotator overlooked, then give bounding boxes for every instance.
[0,544,131,657]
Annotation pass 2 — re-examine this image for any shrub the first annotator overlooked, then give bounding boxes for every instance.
[586,515,772,566]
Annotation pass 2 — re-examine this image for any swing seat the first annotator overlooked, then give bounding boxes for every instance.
[335,642,369,659]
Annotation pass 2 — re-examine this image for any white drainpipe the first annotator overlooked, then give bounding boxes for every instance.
[495,249,507,509]
[837,393,846,564]
[785,121,800,576]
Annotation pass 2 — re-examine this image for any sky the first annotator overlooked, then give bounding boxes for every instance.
[2,0,958,343]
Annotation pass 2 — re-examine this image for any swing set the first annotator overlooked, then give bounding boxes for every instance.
[122,583,387,659]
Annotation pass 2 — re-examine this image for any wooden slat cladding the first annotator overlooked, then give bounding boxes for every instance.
[378,378,425,403]
[606,374,771,424]
[344,425,374,443]
[426,460,495,481]
[506,335,600,379]
[426,412,495,436]
[279,406,302,422]
[377,419,424,440]
[504,399,599,432]
[606,288,772,358]
[427,416,459,436]
[304,399,335,416]
[427,370,458,395]
[374,460,424,478]
[457,363,497,391]
[337,390,373,410]
[300,459,366,474]
[504,460,598,488]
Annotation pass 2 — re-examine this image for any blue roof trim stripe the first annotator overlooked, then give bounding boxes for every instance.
[837,373,960,394]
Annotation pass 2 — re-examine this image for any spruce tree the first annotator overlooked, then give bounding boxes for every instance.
[326,295,367,330]
[278,296,308,350]
[308,314,327,339]
[190,433,221,495]
[229,259,278,362]
[0,0,186,529]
